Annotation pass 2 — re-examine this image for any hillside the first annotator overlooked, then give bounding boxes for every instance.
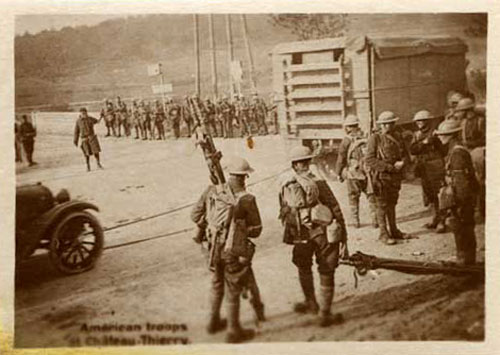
[15,14,486,110]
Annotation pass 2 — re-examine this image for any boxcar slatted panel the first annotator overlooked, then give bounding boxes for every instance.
[289,89,343,99]
[286,62,341,72]
[287,74,341,85]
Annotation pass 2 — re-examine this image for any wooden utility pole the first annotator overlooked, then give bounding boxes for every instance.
[240,14,256,93]
[208,14,218,100]
[225,14,234,97]
[193,14,201,96]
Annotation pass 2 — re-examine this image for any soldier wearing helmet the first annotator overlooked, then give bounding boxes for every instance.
[335,115,377,229]
[453,97,486,150]
[203,97,219,137]
[279,145,348,327]
[445,91,464,121]
[153,100,166,140]
[180,96,194,137]
[365,111,412,245]
[101,98,116,137]
[435,119,479,264]
[410,110,446,232]
[191,156,263,343]
[454,96,486,220]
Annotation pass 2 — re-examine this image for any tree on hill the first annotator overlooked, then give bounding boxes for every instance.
[269,14,348,40]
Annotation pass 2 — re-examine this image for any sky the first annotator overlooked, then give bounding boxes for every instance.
[15,14,126,35]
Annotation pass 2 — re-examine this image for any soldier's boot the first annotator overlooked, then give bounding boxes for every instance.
[226,296,255,344]
[318,274,343,327]
[349,203,361,229]
[368,195,379,228]
[377,207,396,245]
[425,202,440,229]
[105,126,111,137]
[294,269,319,314]
[387,204,411,240]
[206,286,226,334]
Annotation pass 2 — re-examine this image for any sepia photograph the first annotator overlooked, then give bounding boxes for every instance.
[2,5,495,352]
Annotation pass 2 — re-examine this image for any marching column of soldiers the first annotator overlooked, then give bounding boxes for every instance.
[97,92,278,141]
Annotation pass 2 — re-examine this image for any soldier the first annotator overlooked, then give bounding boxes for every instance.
[251,94,268,136]
[453,97,486,221]
[169,98,182,139]
[220,96,234,138]
[101,99,116,137]
[115,96,128,137]
[214,98,226,138]
[409,110,446,232]
[453,97,486,150]
[190,157,263,343]
[335,115,378,229]
[365,111,412,245]
[131,100,142,139]
[444,91,464,121]
[434,120,478,264]
[235,94,250,137]
[204,97,219,137]
[19,115,37,166]
[139,100,151,140]
[279,146,348,327]
[73,107,103,172]
[182,95,194,137]
[153,100,166,140]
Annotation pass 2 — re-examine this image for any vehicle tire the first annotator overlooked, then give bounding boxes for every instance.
[49,211,104,275]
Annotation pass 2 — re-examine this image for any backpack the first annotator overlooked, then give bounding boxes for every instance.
[205,185,253,270]
[345,136,369,180]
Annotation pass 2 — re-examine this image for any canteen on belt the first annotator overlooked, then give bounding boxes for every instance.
[311,202,333,226]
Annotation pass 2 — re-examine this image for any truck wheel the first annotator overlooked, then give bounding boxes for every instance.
[49,211,104,275]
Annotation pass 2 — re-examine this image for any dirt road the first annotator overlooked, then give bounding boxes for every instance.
[15,119,485,347]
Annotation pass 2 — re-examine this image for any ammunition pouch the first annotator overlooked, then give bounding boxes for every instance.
[310,202,333,226]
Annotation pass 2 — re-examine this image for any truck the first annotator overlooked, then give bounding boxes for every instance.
[272,35,468,179]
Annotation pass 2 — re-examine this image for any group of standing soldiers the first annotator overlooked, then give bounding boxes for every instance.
[335,90,485,265]
[99,92,277,141]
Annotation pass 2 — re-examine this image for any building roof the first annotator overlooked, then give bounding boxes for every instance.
[273,35,468,59]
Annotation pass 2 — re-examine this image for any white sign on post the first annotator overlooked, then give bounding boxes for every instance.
[151,83,173,94]
[230,61,243,83]
[148,63,162,77]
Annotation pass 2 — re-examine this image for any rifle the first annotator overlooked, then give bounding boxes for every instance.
[340,251,484,288]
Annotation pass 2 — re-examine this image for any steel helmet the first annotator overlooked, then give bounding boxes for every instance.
[289,146,315,163]
[413,110,434,121]
[455,97,475,111]
[343,114,360,126]
[450,92,464,104]
[435,119,462,135]
[376,111,399,124]
[226,157,254,175]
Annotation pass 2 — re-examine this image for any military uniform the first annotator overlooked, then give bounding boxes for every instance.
[182,99,194,137]
[235,98,250,137]
[102,101,116,137]
[74,115,101,156]
[279,147,347,326]
[251,97,268,135]
[169,103,182,139]
[19,118,36,165]
[335,127,377,228]
[153,102,166,140]
[139,102,152,140]
[365,113,411,243]
[132,102,142,139]
[220,99,234,138]
[410,116,446,230]
[115,99,128,137]
[191,174,263,343]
